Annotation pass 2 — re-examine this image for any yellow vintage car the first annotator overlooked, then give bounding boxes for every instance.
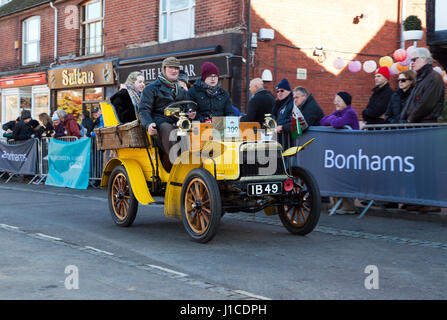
[95,100,321,243]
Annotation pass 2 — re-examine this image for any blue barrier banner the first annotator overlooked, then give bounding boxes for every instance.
[293,126,447,207]
[0,139,38,174]
[45,138,91,190]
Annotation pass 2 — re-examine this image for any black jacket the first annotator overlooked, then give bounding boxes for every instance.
[110,89,138,124]
[362,83,394,124]
[82,117,95,137]
[272,93,294,132]
[385,87,413,123]
[400,64,446,123]
[2,120,17,132]
[240,89,275,125]
[138,78,191,129]
[298,94,324,126]
[12,121,33,141]
[189,79,234,122]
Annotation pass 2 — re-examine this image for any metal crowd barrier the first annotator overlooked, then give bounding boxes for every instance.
[1,136,104,187]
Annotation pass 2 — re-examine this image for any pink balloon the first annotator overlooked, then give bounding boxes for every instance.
[400,55,411,66]
[348,60,362,72]
[406,45,417,57]
[393,49,407,62]
[363,60,377,73]
[333,57,345,70]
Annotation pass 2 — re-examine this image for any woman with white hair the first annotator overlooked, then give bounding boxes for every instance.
[401,47,445,123]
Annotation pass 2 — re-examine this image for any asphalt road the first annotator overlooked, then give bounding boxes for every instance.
[0,182,446,300]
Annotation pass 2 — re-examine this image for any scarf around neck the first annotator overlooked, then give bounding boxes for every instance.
[197,79,221,97]
[159,74,180,97]
[125,83,141,112]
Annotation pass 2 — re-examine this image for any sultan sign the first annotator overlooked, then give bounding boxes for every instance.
[48,62,114,89]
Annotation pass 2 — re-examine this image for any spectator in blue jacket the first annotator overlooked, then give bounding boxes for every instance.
[320,91,359,130]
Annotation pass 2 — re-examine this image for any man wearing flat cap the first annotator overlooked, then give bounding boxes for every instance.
[137,57,192,163]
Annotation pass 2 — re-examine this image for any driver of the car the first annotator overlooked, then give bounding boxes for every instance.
[137,56,193,158]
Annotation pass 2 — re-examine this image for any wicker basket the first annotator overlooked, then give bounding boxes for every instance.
[94,120,147,150]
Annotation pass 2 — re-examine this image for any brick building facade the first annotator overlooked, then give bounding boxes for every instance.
[0,0,438,126]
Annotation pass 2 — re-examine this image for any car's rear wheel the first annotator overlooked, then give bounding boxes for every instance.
[108,165,138,227]
[279,166,321,235]
[181,168,221,243]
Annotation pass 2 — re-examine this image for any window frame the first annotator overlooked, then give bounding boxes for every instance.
[22,16,41,65]
[80,0,104,56]
[159,0,196,43]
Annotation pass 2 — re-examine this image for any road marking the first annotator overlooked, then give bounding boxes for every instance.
[233,290,272,300]
[34,233,62,241]
[84,246,114,256]
[146,264,188,277]
[0,224,19,230]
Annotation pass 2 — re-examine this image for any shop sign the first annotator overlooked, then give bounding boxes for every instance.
[0,72,47,89]
[119,55,230,84]
[48,62,114,89]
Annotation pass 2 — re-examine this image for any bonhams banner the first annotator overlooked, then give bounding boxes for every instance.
[45,138,91,189]
[0,139,38,174]
[293,127,447,207]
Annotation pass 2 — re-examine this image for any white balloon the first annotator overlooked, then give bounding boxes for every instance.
[433,66,443,75]
[363,60,377,73]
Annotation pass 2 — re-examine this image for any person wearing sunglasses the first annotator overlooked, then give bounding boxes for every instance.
[384,70,416,124]
[361,66,394,124]
[271,78,295,149]
[400,47,445,124]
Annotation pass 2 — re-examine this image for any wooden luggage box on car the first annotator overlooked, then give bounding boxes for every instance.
[94,120,147,150]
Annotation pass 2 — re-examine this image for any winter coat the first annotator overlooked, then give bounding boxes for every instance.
[272,93,294,133]
[110,89,138,124]
[62,114,80,138]
[189,79,234,122]
[12,121,34,141]
[138,78,191,129]
[81,117,95,137]
[297,94,325,126]
[400,64,445,123]
[240,89,275,125]
[320,105,359,130]
[362,83,394,124]
[53,123,66,138]
[384,87,413,124]
[2,120,17,132]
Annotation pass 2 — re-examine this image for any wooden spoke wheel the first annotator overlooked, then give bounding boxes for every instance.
[279,167,321,235]
[108,165,138,227]
[181,168,221,243]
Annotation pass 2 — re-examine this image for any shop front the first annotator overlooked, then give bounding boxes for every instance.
[0,72,49,125]
[47,60,116,120]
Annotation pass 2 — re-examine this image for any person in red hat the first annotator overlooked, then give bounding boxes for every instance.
[361,66,394,124]
[189,61,234,122]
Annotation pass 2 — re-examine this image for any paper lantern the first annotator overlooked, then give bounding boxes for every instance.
[363,60,377,73]
[396,63,409,72]
[393,49,407,62]
[333,57,345,70]
[348,60,362,72]
[390,63,399,75]
[379,56,393,68]
[433,66,443,75]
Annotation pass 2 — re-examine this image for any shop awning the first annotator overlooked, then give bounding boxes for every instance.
[0,72,47,89]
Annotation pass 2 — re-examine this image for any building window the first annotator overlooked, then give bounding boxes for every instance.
[80,0,103,56]
[159,0,195,43]
[22,16,40,65]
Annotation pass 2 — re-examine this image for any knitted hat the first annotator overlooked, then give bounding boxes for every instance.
[376,66,390,80]
[162,56,180,69]
[276,78,291,91]
[336,91,352,106]
[52,113,59,122]
[201,62,220,80]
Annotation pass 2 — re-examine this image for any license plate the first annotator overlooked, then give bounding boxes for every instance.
[247,182,282,196]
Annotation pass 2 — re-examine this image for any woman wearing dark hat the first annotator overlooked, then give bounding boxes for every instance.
[189,61,234,122]
[320,91,359,130]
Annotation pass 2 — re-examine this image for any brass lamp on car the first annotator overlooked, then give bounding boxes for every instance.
[164,107,192,136]
[263,114,277,135]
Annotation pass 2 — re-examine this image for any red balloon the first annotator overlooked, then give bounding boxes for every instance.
[393,49,407,62]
